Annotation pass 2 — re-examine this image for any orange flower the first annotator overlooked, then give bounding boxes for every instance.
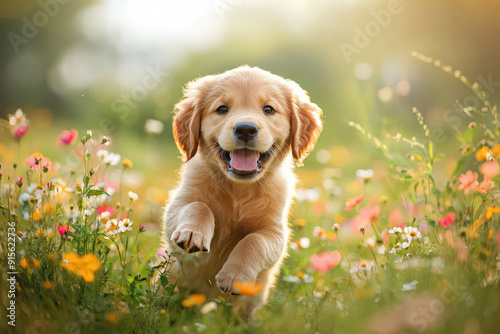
[33,211,42,221]
[33,259,42,268]
[492,144,500,157]
[476,146,492,161]
[344,195,365,211]
[458,170,478,194]
[181,294,207,307]
[19,258,29,269]
[475,177,494,195]
[106,313,119,326]
[485,206,500,221]
[233,281,264,296]
[41,281,53,290]
[479,160,499,178]
[61,253,101,282]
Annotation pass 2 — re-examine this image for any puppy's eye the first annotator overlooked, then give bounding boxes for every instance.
[216,105,229,115]
[263,105,275,115]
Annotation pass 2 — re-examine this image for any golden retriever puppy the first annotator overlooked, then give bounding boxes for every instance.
[164,66,322,319]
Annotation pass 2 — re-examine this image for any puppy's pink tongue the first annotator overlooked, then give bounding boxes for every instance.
[230,150,260,171]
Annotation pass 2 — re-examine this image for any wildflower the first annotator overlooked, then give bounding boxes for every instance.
[16,177,23,187]
[61,253,101,282]
[332,223,341,232]
[356,260,374,271]
[200,301,217,314]
[283,273,314,283]
[182,294,207,307]
[389,227,403,234]
[33,259,42,268]
[359,226,366,236]
[492,144,500,157]
[96,149,109,160]
[194,323,207,332]
[139,224,146,232]
[101,136,110,145]
[16,231,27,240]
[56,129,78,146]
[310,250,341,273]
[389,243,402,253]
[290,237,311,250]
[480,160,499,179]
[19,258,29,269]
[485,206,500,221]
[475,146,492,161]
[25,152,52,171]
[475,177,494,194]
[145,119,164,134]
[57,223,68,236]
[356,169,374,181]
[401,239,412,249]
[458,170,478,195]
[401,280,418,292]
[106,313,119,326]
[41,281,53,290]
[97,203,115,217]
[233,281,264,296]
[437,212,455,228]
[295,218,307,227]
[103,152,121,166]
[122,159,133,168]
[344,195,365,210]
[381,229,390,245]
[404,226,421,241]
[118,218,133,233]
[9,109,29,139]
[128,191,139,201]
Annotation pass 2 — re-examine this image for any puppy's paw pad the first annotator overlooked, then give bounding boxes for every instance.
[171,227,210,253]
[215,266,255,295]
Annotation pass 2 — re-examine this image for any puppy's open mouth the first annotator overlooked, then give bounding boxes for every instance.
[219,147,271,178]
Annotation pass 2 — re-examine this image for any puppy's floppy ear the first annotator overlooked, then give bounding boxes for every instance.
[173,78,210,161]
[289,81,323,166]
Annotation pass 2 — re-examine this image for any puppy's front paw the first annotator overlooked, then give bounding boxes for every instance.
[171,227,211,253]
[215,264,256,295]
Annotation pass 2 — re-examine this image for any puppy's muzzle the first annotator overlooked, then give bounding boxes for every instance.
[234,122,259,143]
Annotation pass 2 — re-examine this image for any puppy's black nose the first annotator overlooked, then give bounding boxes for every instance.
[233,122,259,142]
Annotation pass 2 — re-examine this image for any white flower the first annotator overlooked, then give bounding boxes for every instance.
[118,218,133,233]
[402,239,412,249]
[404,226,421,241]
[200,301,217,314]
[332,223,341,232]
[283,273,313,284]
[18,193,31,205]
[84,209,92,217]
[128,191,139,202]
[356,169,374,180]
[104,152,121,166]
[194,323,207,332]
[9,109,29,126]
[96,150,109,160]
[364,236,376,248]
[389,243,402,253]
[299,237,310,248]
[26,182,37,194]
[389,227,402,234]
[105,219,119,235]
[401,280,418,292]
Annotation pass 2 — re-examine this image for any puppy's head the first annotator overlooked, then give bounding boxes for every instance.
[173,66,322,182]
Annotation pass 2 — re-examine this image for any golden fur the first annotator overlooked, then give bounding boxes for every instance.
[164,66,322,319]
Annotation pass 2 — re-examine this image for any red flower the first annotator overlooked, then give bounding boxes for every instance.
[56,129,79,146]
[57,223,68,236]
[310,250,341,273]
[97,203,115,217]
[344,195,365,210]
[438,213,455,227]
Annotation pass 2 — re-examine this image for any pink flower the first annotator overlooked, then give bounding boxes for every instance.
[13,125,27,139]
[57,223,68,236]
[16,177,23,187]
[458,171,478,195]
[359,204,380,223]
[97,204,115,217]
[438,213,455,227]
[388,208,405,228]
[475,177,494,194]
[479,161,499,179]
[344,195,365,210]
[56,129,78,146]
[25,152,52,171]
[310,250,341,273]
[419,221,428,235]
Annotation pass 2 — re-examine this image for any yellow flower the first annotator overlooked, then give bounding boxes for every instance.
[19,258,29,269]
[475,146,492,161]
[468,219,484,239]
[122,159,133,168]
[33,259,42,268]
[33,212,42,221]
[182,294,207,307]
[485,206,500,221]
[488,230,495,239]
[61,253,101,282]
[233,281,264,296]
[295,218,307,227]
[492,144,500,157]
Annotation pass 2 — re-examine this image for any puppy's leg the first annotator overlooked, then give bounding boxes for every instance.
[215,228,285,294]
[167,202,215,253]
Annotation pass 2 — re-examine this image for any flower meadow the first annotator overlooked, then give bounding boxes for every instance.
[1,55,500,333]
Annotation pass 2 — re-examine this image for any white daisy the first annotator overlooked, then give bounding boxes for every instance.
[404,226,421,241]
[389,243,402,253]
[128,191,139,202]
[389,227,402,234]
[104,152,121,166]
